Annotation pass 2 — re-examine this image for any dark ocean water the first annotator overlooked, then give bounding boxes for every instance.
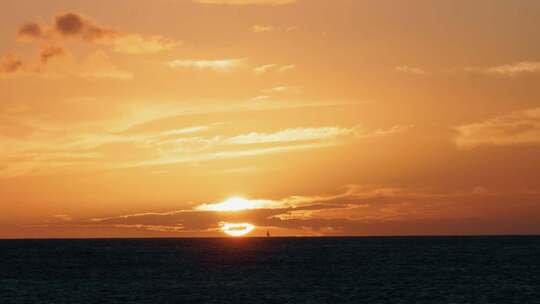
[1,237,540,304]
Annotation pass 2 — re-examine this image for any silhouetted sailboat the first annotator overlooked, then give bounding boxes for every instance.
[266,230,270,237]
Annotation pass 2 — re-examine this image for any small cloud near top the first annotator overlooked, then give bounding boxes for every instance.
[17,12,181,54]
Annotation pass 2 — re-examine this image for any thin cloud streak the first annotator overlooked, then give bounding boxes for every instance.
[464,61,540,77]
[167,58,245,71]
[224,127,355,144]
[395,65,426,75]
[252,25,275,32]
[456,107,540,148]
[254,64,295,75]
[124,141,339,168]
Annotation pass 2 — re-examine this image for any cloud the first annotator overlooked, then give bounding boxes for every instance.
[66,184,540,236]
[39,45,65,65]
[0,103,386,177]
[17,12,180,54]
[279,65,296,72]
[127,141,338,168]
[252,25,299,34]
[54,12,114,41]
[254,64,295,75]
[254,64,276,74]
[455,107,540,148]
[263,86,301,94]
[112,34,179,54]
[465,61,540,77]
[17,22,44,40]
[121,124,407,168]
[0,53,23,74]
[395,65,426,75]
[167,58,245,71]
[84,191,353,233]
[252,24,275,32]
[194,0,296,5]
[224,127,355,145]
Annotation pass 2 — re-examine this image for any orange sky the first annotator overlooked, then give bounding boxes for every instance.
[1,0,540,238]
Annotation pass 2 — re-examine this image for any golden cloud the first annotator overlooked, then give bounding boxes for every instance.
[456,107,540,148]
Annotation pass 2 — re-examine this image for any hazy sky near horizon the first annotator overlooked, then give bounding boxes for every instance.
[1,0,540,238]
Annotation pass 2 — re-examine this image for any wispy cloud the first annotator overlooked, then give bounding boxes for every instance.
[254,64,295,75]
[252,24,275,32]
[254,64,277,74]
[251,24,299,33]
[0,102,375,177]
[465,61,540,77]
[167,58,245,71]
[125,142,339,168]
[455,107,540,148]
[224,127,355,145]
[263,86,301,94]
[112,34,180,54]
[395,65,426,75]
[122,124,408,168]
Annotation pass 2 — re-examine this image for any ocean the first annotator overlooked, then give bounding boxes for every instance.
[1,236,539,303]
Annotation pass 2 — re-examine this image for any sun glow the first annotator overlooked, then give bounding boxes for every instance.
[221,222,255,237]
[197,196,262,212]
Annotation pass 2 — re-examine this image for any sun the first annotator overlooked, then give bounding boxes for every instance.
[221,222,255,237]
[198,196,257,212]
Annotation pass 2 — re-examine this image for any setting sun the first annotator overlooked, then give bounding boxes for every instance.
[198,197,264,212]
[221,223,255,237]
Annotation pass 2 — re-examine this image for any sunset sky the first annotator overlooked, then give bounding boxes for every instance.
[1,0,540,238]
